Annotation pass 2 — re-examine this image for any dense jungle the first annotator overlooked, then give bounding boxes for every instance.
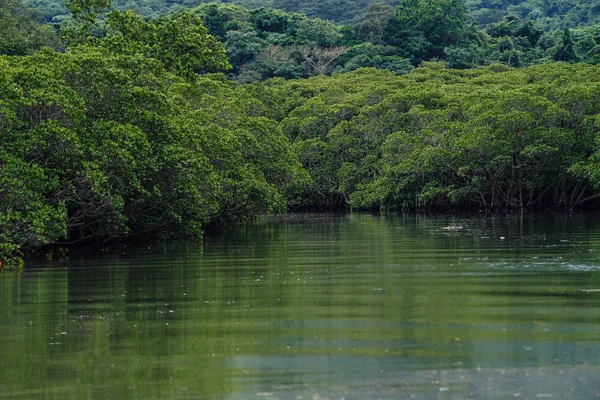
[3,0,600,261]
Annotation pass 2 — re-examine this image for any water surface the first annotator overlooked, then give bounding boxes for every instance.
[1,213,600,399]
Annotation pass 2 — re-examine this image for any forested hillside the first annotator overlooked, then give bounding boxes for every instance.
[11,0,600,81]
[24,0,600,29]
[3,0,600,262]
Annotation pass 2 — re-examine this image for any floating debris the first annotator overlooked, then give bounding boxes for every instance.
[442,226,463,231]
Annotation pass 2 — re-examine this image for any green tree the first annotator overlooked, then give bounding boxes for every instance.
[553,28,579,62]
[103,10,231,77]
[193,3,252,41]
[295,18,342,47]
[251,7,291,33]
[338,42,413,74]
[62,0,112,41]
[385,0,468,60]
[0,0,59,55]
[225,30,266,71]
[63,0,111,25]
[0,45,306,260]
[355,4,392,45]
[486,15,543,48]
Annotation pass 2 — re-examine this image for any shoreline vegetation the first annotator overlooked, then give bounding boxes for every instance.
[3,0,600,262]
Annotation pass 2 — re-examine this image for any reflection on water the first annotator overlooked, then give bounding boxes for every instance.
[1,213,600,399]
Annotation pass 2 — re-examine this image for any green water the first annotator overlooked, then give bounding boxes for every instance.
[1,213,600,399]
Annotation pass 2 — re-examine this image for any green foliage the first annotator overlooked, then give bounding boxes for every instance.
[189,3,428,79]
[60,0,112,41]
[336,42,414,75]
[20,0,600,80]
[103,10,231,76]
[63,0,111,24]
[194,3,253,40]
[0,0,60,55]
[267,64,600,211]
[486,15,542,48]
[468,0,600,30]
[251,7,290,33]
[385,0,468,61]
[0,45,307,260]
[552,28,579,61]
[355,4,392,45]
[8,1,600,262]
[225,30,265,70]
[272,0,374,22]
[294,18,341,47]
[22,0,600,34]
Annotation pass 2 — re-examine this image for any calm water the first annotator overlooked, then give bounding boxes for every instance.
[1,213,600,400]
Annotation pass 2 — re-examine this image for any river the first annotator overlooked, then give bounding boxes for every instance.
[1,213,599,399]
